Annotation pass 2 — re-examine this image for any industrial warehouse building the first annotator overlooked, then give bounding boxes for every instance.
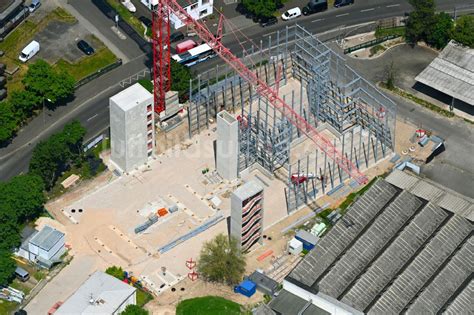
[269,169,473,315]
[415,40,474,117]
[55,271,136,315]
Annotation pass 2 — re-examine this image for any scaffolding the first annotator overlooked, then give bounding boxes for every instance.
[187,25,396,211]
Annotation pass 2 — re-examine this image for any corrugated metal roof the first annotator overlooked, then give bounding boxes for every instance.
[29,226,64,251]
[409,180,444,201]
[437,193,471,215]
[415,41,474,105]
[385,169,420,190]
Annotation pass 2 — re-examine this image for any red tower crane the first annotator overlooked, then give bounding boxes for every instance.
[151,0,171,114]
[151,0,368,185]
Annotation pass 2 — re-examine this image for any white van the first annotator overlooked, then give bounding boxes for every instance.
[19,40,40,62]
[282,7,302,20]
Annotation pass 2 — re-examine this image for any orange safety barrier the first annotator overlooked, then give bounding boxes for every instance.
[257,250,274,261]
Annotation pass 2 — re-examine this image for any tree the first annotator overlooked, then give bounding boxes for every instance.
[62,120,86,157]
[105,266,125,280]
[197,234,246,285]
[452,15,474,48]
[29,135,70,189]
[241,0,276,18]
[0,102,18,144]
[22,59,75,107]
[121,304,149,315]
[405,0,436,44]
[427,12,453,49]
[170,60,191,102]
[0,174,45,222]
[384,61,397,90]
[10,90,41,121]
[0,206,21,252]
[29,120,86,189]
[0,250,16,287]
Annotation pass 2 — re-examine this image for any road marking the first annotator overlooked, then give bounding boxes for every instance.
[87,114,98,121]
[263,32,275,37]
[336,13,350,17]
[386,4,400,7]
[360,8,375,12]
[311,18,324,23]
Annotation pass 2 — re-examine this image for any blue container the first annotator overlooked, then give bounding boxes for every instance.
[234,280,256,297]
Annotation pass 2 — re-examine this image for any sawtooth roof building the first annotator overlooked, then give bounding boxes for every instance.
[415,40,474,116]
[268,169,473,315]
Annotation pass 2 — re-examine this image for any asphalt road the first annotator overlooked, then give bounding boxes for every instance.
[0,0,473,181]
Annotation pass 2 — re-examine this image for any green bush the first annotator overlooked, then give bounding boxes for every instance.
[375,26,405,39]
[369,44,385,56]
[105,266,125,280]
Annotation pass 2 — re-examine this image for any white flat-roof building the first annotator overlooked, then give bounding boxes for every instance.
[110,83,154,174]
[15,225,66,268]
[56,271,137,315]
[140,0,213,30]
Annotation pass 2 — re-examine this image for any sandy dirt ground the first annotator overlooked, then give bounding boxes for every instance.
[26,76,423,313]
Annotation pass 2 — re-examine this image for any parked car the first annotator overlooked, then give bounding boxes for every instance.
[302,0,328,15]
[139,16,152,28]
[29,0,41,13]
[334,0,354,7]
[260,16,278,27]
[282,7,302,21]
[15,267,30,282]
[77,40,94,55]
[121,0,136,13]
[19,40,40,62]
[170,31,185,43]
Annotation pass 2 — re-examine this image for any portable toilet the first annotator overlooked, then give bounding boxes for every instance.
[234,279,256,297]
[288,238,303,255]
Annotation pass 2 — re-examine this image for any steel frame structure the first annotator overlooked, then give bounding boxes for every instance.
[152,1,171,114]
[154,0,367,185]
[186,25,396,210]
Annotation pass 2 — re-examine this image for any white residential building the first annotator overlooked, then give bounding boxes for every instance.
[140,0,214,30]
[109,83,154,174]
[55,271,137,315]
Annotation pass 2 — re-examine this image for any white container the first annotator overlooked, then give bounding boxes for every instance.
[288,238,303,255]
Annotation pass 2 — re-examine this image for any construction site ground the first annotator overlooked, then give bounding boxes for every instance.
[24,76,424,313]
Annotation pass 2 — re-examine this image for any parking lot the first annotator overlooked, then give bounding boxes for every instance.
[34,20,93,64]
